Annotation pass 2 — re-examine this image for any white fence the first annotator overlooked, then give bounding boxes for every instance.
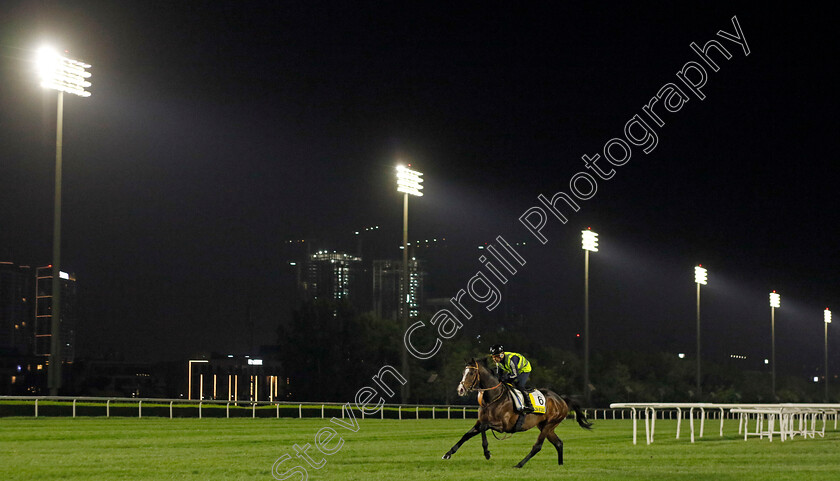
[0,395,480,420]
[609,402,840,444]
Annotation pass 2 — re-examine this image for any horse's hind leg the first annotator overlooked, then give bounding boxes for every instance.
[547,431,563,465]
[481,429,491,459]
[443,421,484,459]
[514,429,548,468]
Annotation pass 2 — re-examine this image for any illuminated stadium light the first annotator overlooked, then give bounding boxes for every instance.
[581,227,598,405]
[37,45,92,396]
[769,291,780,398]
[395,163,424,403]
[694,265,707,285]
[37,46,92,97]
[826,308,832,401]
[396,165,423,197]
[694,265,707,397]
[581,228,598,252]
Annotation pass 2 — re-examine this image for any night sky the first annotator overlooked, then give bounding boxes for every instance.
[1,2,837,378]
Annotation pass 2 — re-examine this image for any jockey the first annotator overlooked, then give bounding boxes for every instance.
[489,344,534,414]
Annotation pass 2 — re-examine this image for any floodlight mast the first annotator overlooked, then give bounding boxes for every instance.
[769,291,780,399]
[694,265,707,398]
[37,46,91,395]
[396,165,423,404]
[826,309,832,402]
[581,228,598,406]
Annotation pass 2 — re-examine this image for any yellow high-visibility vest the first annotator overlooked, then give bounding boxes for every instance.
[497,352,531,374]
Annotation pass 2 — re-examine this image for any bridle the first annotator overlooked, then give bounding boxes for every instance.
[462,362,503,394]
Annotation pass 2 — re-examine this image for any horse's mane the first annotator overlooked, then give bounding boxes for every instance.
[469,357,499,385]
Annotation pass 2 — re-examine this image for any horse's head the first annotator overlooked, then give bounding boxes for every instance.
[457,358,481,396]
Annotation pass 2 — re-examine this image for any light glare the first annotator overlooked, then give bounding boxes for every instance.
[769,292,780,308]
[396,165,423,196]
[36,46,92,97]
[826,309,832,324]
[581,230,598,251]
[694,266,707,285]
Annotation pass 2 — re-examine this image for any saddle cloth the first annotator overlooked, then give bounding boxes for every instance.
[510,387,547,414]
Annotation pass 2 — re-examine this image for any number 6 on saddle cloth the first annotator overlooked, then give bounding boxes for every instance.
[510,386,547,414]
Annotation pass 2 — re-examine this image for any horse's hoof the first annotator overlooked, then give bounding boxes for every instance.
[484,452,491,460]
[442,453,451,460]
[513,464,523,468]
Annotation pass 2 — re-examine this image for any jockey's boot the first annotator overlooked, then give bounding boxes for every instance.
[521,390,535,414]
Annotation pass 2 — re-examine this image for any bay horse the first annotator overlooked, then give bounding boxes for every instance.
[442,358,592,467]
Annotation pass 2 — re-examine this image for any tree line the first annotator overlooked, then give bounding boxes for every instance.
[276,299,835,406]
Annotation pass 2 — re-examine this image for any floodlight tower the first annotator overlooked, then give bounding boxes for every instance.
[396,164,423,404]
[694,265,707,398]
[825,308,832,402]
[581,228,598,406]
[769,291,780,399]
[36,46,91,395]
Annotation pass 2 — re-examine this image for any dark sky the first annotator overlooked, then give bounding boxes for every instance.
[1,2,837,378]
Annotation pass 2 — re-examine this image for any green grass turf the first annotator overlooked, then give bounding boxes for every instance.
[2,416,839,481]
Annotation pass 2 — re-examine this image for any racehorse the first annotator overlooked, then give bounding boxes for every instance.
[442,358,592,467]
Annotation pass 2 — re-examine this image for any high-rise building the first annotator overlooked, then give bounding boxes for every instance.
[372,258,424,321]
[304,251,362,306]
[0,261,33,355]
[34,266,77,363]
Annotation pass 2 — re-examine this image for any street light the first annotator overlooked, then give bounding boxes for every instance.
[36,46,92,396]
[769,291,780,399]
[396,164,423,404]
[694,265,707,398]
[581,228,598,406]
[188,359,209,400]
[825,308,832,402]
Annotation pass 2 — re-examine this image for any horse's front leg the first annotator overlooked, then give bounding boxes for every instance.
[443,421,484,459]
[481,429,491,459]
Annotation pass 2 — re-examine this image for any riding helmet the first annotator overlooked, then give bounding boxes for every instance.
[489,344,504,355]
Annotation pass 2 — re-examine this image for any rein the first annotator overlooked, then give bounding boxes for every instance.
[464,365,504,403]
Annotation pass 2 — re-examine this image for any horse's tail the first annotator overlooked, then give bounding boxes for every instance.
[561,395,593,430]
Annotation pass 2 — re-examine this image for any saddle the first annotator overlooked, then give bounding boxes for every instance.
[506,384,547,415]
